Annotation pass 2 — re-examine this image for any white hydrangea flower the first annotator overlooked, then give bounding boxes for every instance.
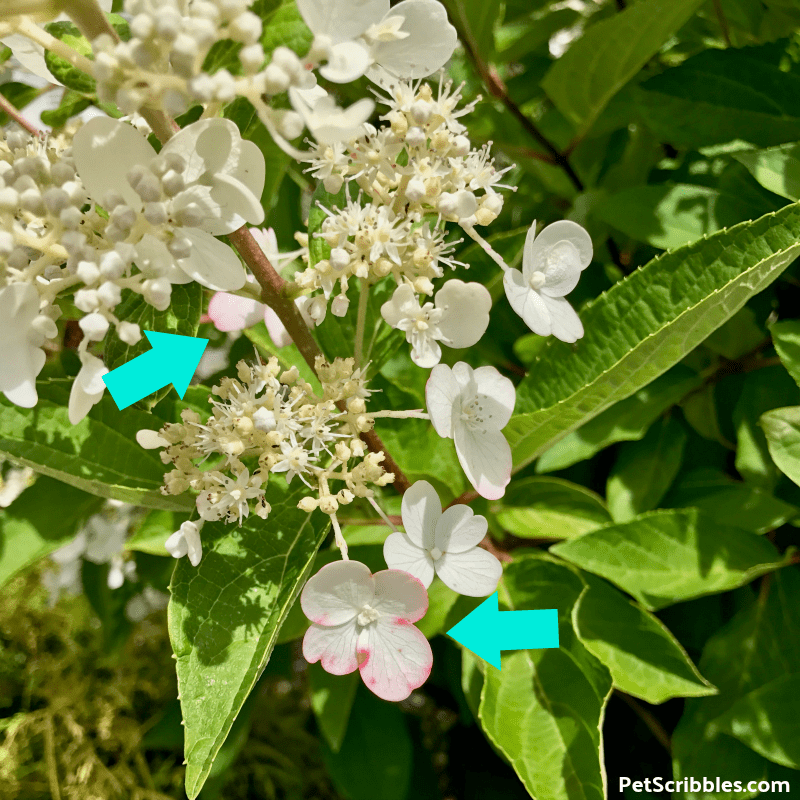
[503,220,593,343]
[289,86,375,146]
[72,116,266,291]
[165,520,203,567]
[68,353,108,424]
[301,560,432,702]
[426,362,515,500]
[0,283,57,408]
[297,0,457,85]
[384,480,501,596]
[381,279,491,368]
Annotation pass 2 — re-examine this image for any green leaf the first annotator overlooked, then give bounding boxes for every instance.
[320,684,412,800]
[735,142,800,201]
[635,41,800,149]
[594,182,783,249]
[103,283,204,411]
[734,367,800,490]
[534,365,701,473]
[540,0,705,132]
[43,21,95,94]
[663,467,799,534]
[607,414,686,523]
[259,0,312,58]
[0,382,189,511]
[714,673,800,769]
[308,665,359,754]
[478,555,612,800]
[495,476,611,540]
[771,319,800,388]
[40,89,92,128]
[442,0,500,61]
[168,483,329,798]
[126,509,178,555]
[0,476,102,586]
[673,569,800,795]
[761,406,800,487]
[416,577,459,638]
[506,202,800,472]
[551,508,789,610]
[573,574,716,704]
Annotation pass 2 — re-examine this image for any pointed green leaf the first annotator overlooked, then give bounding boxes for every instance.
[673,569,800,795]
[551,509,789,610]
[607,415,686,522]
[572,574,716,704]
[735,143,800,201]
[635,41,800,149]
[0,382,190,511]
[771,319,800,388]
[714,673,800,769]
[478,556,612,800]
[506,202,800,472]
[534,365,700,473]
[541,0,705,132]
[495,477,611,540]
[761,406,800,487]
[168,483,330,798]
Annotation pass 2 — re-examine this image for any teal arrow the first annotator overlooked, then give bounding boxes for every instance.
[446,592,559,669]
[102,330,208,410]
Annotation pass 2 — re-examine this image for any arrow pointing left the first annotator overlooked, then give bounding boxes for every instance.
[102,330,208,410]
[446,592,559,669]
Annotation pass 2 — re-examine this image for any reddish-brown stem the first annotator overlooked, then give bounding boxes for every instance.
[227,227,412,494]
[0,92,40,136]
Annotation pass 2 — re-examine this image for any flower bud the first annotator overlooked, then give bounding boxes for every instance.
[79,312,110,341]
[117,321,142,345]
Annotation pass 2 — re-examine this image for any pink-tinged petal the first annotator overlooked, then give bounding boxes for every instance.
[357,618,433,701]
[472,366,516,431]
[383,532,435,588]
[372,569,429,622]
[303,619,360,675]
[400,479,440,548]
[264,308,292,347]
[426,363,460,439]
[529,220,593,272]
[435,280,491,349]
[454,426,512,500]
[300,560,374,626]
[178,228,247,291]
[435,548,502,597]
[72,117,156,210]
[368,0,458,81]
[208,292,266,332]
[503,268,552,337]
[541,294,584,343]
[434,506,487,554]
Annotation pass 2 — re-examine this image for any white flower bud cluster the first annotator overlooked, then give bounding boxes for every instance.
[90,0,315,118]
[140,355,394,525]
[0,126,156,411]
[297,78,513,320]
